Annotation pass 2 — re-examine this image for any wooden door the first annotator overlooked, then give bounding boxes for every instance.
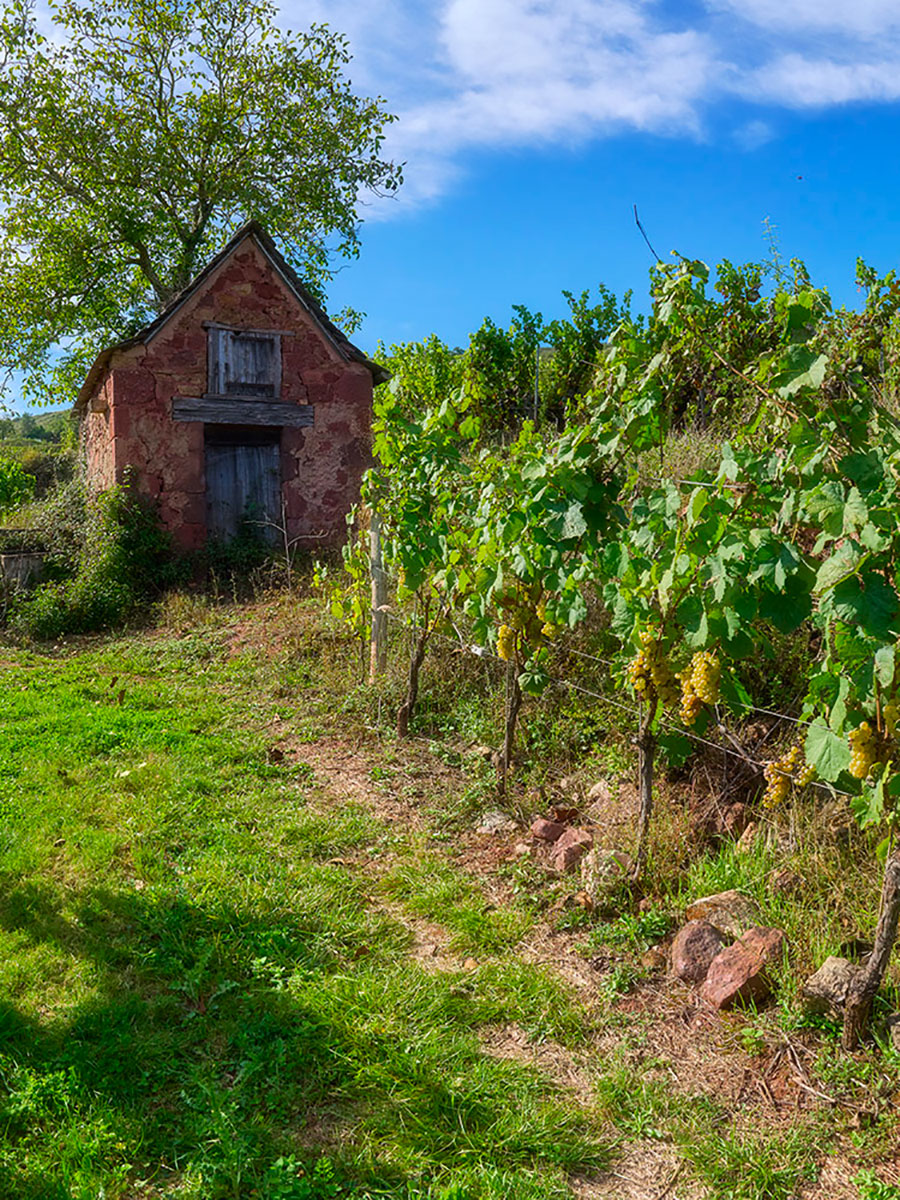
[205,439,281,545]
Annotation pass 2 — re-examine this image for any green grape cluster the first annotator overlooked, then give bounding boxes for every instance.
[848,722,878,780]
[677,650,721,726]
[692,651,721,704]
[628,630,679,705]
[497,624,516,662]
[762,744,805,808]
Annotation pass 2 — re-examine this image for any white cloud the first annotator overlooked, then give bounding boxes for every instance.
[733,118,775,149]
[711,0,900,37]
[744,52,900,107]
[279,0,900,213]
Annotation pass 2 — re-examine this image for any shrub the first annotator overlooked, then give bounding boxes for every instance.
[11,472,184,638]
[0,456,35,518]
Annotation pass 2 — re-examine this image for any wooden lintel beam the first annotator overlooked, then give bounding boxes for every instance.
[172,397,314,427]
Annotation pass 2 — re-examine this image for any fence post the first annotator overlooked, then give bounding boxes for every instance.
[369,512,388,683]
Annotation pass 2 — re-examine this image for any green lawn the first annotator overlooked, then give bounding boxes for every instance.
[0,616,608,1199]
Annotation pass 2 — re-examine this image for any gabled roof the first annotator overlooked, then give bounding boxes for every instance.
[75,221,389,412]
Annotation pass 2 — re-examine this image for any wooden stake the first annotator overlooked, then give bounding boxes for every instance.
[632,705,656,884]
[369,512,388,683]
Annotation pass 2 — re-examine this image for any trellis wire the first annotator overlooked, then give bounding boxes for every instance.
[381,608,852,800]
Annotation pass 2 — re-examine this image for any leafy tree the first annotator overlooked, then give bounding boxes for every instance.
[0,0,402,404]
[0,454,34,515]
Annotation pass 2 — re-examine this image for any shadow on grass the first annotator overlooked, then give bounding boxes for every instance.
[0,877,608,1198]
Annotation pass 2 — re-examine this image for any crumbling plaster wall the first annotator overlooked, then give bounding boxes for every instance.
[81,237,373,552]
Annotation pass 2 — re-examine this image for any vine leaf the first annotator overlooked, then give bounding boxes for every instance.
[805,719,851,782]
[875,646,895,690]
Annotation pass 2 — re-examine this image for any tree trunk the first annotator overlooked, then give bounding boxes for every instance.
[498,661,523,796]
[631,708,656,885]
[397,623,429,737]
[842,851,900,1050]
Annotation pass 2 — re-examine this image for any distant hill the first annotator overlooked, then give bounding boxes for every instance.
[0,410,74,445]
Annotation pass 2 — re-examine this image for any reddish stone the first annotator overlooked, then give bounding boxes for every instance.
[670,920,727,983]
[549,827,594,873]
[685,890,759,939]
[530,818,565,842]
[701,926,785,1009]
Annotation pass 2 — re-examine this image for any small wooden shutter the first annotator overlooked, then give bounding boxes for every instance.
[207,329,281,398]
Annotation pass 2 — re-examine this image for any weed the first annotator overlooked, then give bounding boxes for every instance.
[854,1169,900,1199]
[681,1128,821,1200]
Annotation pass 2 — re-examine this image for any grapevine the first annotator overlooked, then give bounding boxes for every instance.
[321,251,900,1045]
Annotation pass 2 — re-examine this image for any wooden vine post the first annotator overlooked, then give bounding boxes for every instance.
[369,512,388,683]
[842,851,900,1050]
[632,702,656,884]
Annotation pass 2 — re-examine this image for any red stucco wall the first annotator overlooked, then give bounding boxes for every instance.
[81,237,374,552]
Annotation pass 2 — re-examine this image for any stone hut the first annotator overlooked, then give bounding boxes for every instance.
[76,221,387,551]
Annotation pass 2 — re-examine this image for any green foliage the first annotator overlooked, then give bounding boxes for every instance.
[332,252,900,870]
[855,1170,900,1200]
[11,474,181,637]
[0,453,33,516]
[0,0,401,405]
[378,287,625,435]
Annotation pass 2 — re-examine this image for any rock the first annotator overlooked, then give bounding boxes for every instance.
[721,803,751,838]
[550,826,594,873]
[557,774,583,799]
[580,847,632,901]
[477,809,516,834]
[735,822,759,855]
[802,956,859,1016]
[701,926,785,1009]
[641,945,667,970]
[531,817,565,843]
[671,920,728,983]
[587,779,611,804]
[768,867,801,895]
[685,889,760,939]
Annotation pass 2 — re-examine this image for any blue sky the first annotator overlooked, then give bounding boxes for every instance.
[281,0,900,355]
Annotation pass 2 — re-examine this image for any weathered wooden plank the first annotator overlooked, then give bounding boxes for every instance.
[203,321,296,337]
[206,442,281,545]
[173,397,313,426]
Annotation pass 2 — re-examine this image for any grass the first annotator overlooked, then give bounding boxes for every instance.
[3,588,900,1197]
[0,615,609,1198]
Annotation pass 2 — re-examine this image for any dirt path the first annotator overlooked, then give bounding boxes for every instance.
[287,733,895,1200]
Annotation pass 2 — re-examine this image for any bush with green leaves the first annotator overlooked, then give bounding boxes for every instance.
[11,473,183,638]
[0,455,34,518]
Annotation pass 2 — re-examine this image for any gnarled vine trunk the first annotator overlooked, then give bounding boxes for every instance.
[842,852,900,1050]
[498,661,523,796]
